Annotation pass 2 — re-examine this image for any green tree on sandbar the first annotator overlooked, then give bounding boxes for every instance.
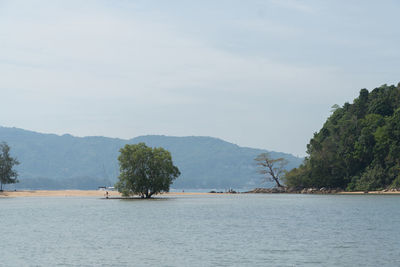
[115,143,180,198]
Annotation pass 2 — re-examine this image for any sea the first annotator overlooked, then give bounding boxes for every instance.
[1,194,399,266]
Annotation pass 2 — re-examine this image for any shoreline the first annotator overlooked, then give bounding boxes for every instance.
[1,189,400,198]
[0,190,225,198]
[338,191,400,195]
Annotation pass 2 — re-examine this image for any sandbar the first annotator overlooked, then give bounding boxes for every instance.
[0,190,221,198]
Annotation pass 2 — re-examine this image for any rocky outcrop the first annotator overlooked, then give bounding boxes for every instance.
[299,187,341,194]
[247,187,287,193]
[246,187,342,194]
[383,188,400,192]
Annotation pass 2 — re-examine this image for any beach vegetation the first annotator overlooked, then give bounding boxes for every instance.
[0,142,19,191]
[115,143,180,198]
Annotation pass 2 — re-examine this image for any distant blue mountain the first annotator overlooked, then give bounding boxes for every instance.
[0,126,303,190]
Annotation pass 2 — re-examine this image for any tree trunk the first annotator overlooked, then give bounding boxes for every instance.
[268,165,283,188]
[274,178,283,188]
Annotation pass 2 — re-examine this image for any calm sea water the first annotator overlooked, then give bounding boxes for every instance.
[1,194,400,266]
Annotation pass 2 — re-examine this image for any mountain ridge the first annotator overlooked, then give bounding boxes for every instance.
[0,126,303,190]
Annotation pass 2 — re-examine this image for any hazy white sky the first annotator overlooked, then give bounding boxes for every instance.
[1,0,399,156]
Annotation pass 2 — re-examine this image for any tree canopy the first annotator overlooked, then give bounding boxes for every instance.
[284,83,400,191]
[115,143,180,198]
[0,142,19,191]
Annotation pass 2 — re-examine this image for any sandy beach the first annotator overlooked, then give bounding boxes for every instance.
[0,190,122,198]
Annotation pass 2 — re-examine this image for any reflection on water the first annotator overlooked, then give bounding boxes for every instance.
[1,194,400,266]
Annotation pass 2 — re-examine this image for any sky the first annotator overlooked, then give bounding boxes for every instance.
[0,0,399,156]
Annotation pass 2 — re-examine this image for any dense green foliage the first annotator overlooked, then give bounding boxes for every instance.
[0,142,19,190]
[285,83,400,191]
[115,143,180,198]
[0,127,302,189]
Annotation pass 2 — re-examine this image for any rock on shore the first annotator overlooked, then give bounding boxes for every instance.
[246,187,342,194]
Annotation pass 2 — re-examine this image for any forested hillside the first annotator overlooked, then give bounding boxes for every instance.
[285,83,400,191]
[0,127,302,190]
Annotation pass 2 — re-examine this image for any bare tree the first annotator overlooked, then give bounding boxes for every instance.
[255,153,288,188]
